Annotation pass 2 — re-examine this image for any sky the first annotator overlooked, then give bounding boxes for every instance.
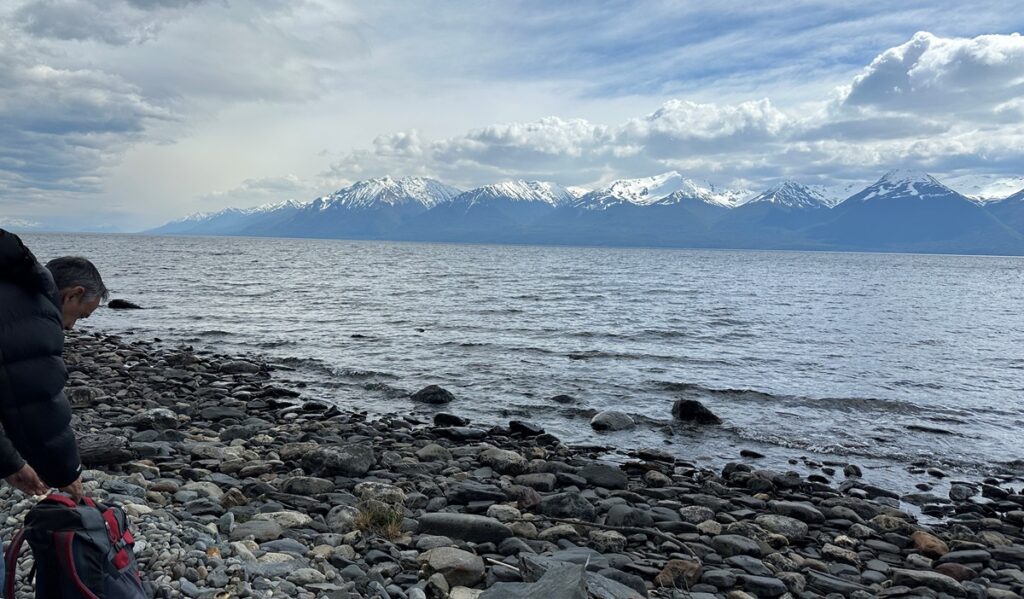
[1,0,1023,231]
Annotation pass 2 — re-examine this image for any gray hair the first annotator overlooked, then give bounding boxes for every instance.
[45,256,109,301]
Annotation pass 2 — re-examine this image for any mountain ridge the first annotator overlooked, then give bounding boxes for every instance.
[146,171,1024,255]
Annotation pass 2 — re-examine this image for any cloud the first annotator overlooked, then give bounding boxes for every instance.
[0,40,174,198]
[841,31,1024,117]
[13,0,206,45]
[319,31,1024,191]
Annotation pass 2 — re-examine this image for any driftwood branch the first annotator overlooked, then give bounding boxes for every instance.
[78,432,134,466]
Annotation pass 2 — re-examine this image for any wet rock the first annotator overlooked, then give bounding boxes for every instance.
[220,360,261,374]
[671,399,722,424]
[411,385,456,404]
[107,299,143,309]
[590,411,635,431]
[509,421,544,436]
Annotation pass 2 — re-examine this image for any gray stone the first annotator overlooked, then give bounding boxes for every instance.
[742,575,788,597]
[711,534,761,557]
[578,463,628,490]
[417,513,513,544]
[538,492,597,521]
[302,444,376,477]
[590,411,635,431]
[419,547,485,587]
[229,520,282,543]
[769,500,825,524]
[891,568,965,596]
[754,514,809,541]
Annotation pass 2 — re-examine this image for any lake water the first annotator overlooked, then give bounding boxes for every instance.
[23,233,1024,491]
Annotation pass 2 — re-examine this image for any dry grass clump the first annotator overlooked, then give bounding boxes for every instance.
[353,499,403,539]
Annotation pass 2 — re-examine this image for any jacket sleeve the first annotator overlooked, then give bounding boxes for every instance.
[0,369,82,488]
[0,428,25,479]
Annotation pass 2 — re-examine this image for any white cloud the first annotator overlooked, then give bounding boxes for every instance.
[842,31,1024,117]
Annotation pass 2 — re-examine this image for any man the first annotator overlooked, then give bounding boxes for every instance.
[0,229,105,503]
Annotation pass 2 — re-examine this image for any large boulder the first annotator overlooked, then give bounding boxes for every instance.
[412,385,456,404]
[671,399,722,424]
[590,411,635,431]
[302,444,376,477]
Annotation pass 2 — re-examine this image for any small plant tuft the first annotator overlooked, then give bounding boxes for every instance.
[353,500,403,539]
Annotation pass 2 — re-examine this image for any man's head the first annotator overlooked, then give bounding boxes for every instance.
[45,257,108,330]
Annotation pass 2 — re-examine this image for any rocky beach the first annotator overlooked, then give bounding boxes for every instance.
[3,330,1023,599]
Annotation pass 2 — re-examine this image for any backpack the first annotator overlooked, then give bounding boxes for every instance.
[4,494,147,599]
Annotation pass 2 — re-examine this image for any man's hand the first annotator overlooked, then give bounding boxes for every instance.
[60,475,85,502]
[4,464,48,495]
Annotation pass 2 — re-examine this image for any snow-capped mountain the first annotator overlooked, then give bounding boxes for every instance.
[811,170,1023,253]
[313,177,461,211]
[144,170,1024,254]
[744,181,830,209]
[944,174,1024,203]
[840,169,954,204]
[149,200,304,235]
[984,187,1024,235]
[574,172,746,210]
[456,181,575,208]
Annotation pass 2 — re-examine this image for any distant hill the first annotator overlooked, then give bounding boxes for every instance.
[147,170,1024,255]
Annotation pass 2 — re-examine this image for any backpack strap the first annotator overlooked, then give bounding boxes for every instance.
[56,532,99,599]
[99,509,133,569]
[4,528,27,599]
[41,494,77,508]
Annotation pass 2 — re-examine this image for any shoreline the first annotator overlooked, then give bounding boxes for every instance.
[3,330,1022,598]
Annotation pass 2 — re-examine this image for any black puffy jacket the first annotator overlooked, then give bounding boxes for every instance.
[0,229,82,487]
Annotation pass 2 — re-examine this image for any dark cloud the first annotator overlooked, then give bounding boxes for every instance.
[13,0,209,45]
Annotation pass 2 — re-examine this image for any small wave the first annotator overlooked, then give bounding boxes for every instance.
[361,382,409,398]
[332,367,397,379]
[655,381,943,416]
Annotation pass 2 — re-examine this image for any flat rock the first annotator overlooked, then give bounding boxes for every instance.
[418,513,513,544]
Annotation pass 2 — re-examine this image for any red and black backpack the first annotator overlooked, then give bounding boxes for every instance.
[4,494,146,599]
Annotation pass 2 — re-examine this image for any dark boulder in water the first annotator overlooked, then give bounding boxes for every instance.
[671,399,722,424]
[411,384,455,404]
[509,420,544,436]
[549,394,576,404]
[108,299,143,310]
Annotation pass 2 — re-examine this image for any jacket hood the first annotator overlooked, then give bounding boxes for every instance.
[0,229,61,309]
